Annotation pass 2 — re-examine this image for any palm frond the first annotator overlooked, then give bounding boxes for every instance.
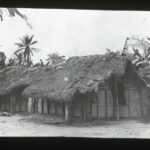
[31,41,38,45]
[15,42,25,48]
[19,38,25,45]
[29,35,34,43]
[14,48,24,54]
[31,48,39,52]
[30,50,34,56]
[7,8,32,28]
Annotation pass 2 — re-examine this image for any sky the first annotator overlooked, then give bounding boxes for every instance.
[0,8,150,63]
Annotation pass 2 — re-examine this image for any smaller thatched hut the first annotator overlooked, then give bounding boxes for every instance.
[0,66,49,114]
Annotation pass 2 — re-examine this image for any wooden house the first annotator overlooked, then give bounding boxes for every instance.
[22,53,150,122]
[0,52,149,123]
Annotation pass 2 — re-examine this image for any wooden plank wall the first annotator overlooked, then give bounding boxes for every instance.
[140,89,150,116]
[90,88,149,120]
[90,90,113,119]
[27,97,64,116]
[73,99,82,117]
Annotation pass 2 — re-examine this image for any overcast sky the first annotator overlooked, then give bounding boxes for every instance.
[0,8,150,63]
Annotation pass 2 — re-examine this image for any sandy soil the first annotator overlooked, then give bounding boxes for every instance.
[0,114,150,138]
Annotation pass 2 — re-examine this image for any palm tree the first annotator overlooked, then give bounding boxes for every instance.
[14,52,23,66]
[7,58,17,67]
[46,52,65,65]
[15,35,39,67]
[0,8,32,28]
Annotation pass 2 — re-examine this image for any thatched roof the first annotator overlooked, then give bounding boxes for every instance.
[22,53,132,101]
[0,66,49,95]
[0,52,146,101]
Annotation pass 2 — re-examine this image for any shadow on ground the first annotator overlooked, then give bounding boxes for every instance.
[138,114,150,124]
[16,113,150,127]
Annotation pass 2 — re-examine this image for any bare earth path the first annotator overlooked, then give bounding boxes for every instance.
[0,114,150,138]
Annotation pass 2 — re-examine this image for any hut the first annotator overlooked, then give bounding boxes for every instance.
[21,52,150,122]
[0,66,49,114]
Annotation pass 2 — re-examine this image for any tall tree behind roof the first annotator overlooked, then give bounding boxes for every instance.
[46,52,65,65]
[15,35,39,67]
[127,36,150,70]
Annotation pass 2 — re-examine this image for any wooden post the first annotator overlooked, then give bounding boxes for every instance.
[33,99,35,113]
[26,98,28,113]
[128,90,131,119]
[97,94,100,120]
[139,88,144,117]
[114,76,119,121]
[41,99,44,114]
[82,99,84,120]
[90,99,92,120]
[105,89,108,120]
[84,99,87,121]
[54,101,57,115]
[65,102,71,123]
[72,103,75,118]
[47,99,50,114]
[36,99,37,113]
[62,103,65,116]
[10,94,16,114]
[19,96,22,112]
[4,98,7,111]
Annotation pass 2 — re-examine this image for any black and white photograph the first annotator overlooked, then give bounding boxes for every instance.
[0,7,150,138]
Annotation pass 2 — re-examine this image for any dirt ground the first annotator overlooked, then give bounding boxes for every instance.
[0,114,150,138]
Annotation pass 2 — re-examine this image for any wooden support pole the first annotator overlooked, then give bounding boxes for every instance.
[10,94,16,114]
[33,98,36,113]
[90,99,92,120]
[25,98,28,112]
[4,98,7,111]
[47,99,50,114]
[36,99,38,113]
[97,94,100,120]
[62,103,65,116]
[128,90,131,119]
[84,99,87,121]
[114,76,119,121]
[139,88,144,117]
[19,96,22,112]
[41,99,44,114]
[105,89,108,120]
[55,101,57,115]
[72,102,75,118]
[83,98,86,121]
[65,103,71,123]
[82,99,84,120]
